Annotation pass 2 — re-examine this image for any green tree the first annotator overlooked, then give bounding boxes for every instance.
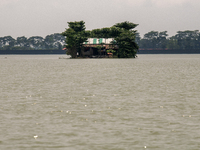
[101,27,111,43]
[62,21,89,58]
[28,36,44,50]
[175,30,200,49]
[143,31,159,49]
[16,36,29,49]
[157,31,168,49]
[52,33,65,50]
[135,32,141,46]
[44,35,54,49]
[112,21,139,58]
[0,37,4,49]
[114,21,138,31]
[2,36,15,50]
[91,29,102,38]
[166,36,179,49]
[115,30,138,58]
[110,26,123,38]
[43,33,65,50]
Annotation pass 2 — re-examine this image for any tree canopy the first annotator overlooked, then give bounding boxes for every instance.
[61,21,139,58]
[138,30,200,50]
[114,21,138,30]
[0,33,65,50]
[1,27,200,53]
[61,21,90,58]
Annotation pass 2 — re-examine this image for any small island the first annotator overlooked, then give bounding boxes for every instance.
[61,21,139,58]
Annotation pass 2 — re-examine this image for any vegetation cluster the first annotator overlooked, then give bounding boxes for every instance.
[137,30,200,50]
[1,24,200,55]
[61,21,139,58]
[0,33,65,50]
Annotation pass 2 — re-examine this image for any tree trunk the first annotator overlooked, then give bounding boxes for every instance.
[71,47,77,58]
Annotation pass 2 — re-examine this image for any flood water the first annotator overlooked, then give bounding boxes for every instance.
[1,54,200,150]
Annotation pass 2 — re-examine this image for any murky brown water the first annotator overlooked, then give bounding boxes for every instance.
[1,54,200,150]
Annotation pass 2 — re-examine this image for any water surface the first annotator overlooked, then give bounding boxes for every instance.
[1,54,200,149]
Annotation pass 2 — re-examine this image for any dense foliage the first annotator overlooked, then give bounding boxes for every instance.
[137,30,200,50]
[61,21,139,58]
[61,21,90,58]
[0,33,65,50]
[1,29,200,53]
[112,22,138,58]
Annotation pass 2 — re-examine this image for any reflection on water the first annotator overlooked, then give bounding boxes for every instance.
[0,54,200,149]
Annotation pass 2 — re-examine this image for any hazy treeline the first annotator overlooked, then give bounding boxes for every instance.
[136,30,200,50]
[1,30,200,50]
[0,33,65,50]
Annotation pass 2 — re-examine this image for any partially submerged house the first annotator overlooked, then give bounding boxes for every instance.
[82,38,118,57]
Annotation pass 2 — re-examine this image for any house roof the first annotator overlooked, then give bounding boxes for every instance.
[83,38,114,45]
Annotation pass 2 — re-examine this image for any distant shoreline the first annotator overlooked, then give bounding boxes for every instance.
[0,50,66,55]
[137,49,200,54]
[0,49,200,55]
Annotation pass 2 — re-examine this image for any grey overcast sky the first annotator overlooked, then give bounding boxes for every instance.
[1,0,200,38]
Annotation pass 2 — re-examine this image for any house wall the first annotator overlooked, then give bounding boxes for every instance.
[84,38,114,44]
[83,44,115,49]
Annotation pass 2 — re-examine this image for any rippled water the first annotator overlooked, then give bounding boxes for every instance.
[1,54,200,149]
